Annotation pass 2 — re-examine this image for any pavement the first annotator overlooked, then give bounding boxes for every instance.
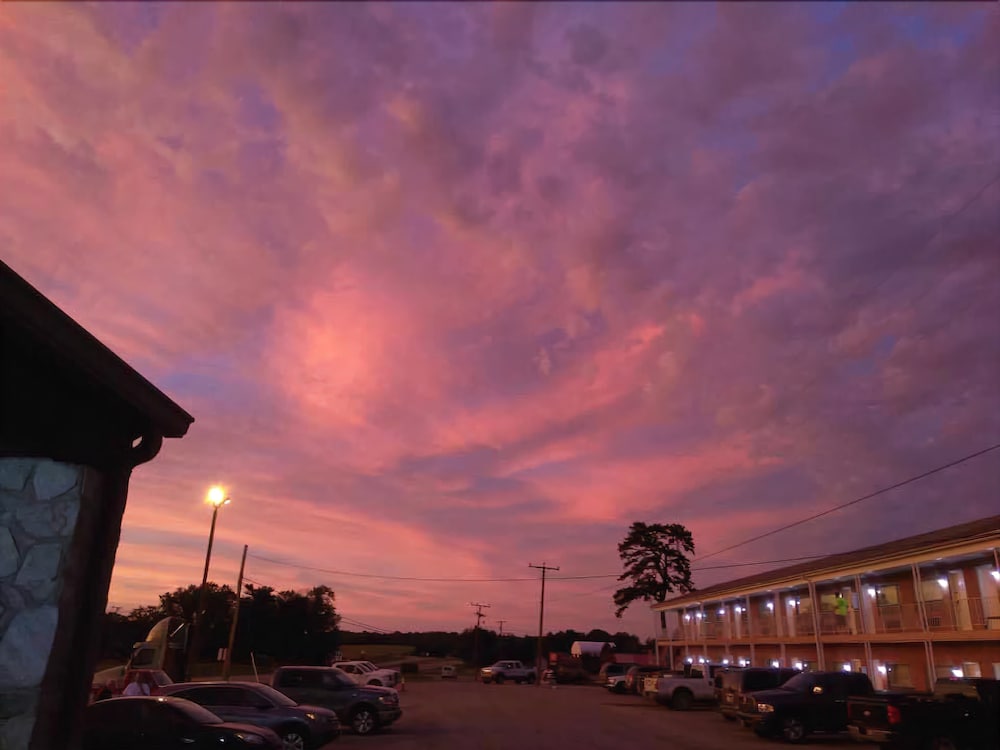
[324,679,862,749]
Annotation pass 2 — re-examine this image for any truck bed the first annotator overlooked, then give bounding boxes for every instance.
[848,679,1000,749]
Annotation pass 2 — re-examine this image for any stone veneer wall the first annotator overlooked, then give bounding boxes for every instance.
[0,458,83,750]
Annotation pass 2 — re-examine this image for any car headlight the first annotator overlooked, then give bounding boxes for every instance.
[757,703,774,713]
[234,732,266,745]
[305,712,317,721]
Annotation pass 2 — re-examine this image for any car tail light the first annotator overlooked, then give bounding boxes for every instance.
[887,705,901,725]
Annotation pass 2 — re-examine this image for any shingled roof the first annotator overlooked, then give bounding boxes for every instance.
[1,260,193,468]
[654,514,1000,609]
[0,259,193,438]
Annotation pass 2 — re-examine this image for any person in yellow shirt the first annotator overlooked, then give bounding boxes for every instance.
[834,592,850,632]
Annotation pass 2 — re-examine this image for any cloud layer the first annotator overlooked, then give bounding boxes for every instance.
[2,2,998,637]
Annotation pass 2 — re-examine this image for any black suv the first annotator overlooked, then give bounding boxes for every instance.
[716,667,800,721]
[272,666,402,736]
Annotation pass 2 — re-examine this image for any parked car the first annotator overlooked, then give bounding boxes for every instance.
[441,664,457,679]
[272,666,402,736]
[332,660,401,688]
[547,663,590,684]
[82,696,281,749]
[717,667,800,721]
[160,681,339,750]
[625,665,664,696]
[737,670,874,742]
[598,662,634,682]
[657,664,724,710]
[480,660,537,684]
[847,677,999,750]
[599,662,636,693]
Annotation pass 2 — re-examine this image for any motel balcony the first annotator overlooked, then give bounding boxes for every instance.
[656,595,1000,643]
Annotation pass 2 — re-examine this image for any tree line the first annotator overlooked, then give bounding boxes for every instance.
[100,582,340,667]
[99,586,650,670]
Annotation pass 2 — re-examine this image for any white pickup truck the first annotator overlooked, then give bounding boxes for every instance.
[655,665,721,710]
[480,660,537,684]
[332,660,401,688]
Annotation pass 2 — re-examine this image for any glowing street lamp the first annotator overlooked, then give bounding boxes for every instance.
[189,486,230,677]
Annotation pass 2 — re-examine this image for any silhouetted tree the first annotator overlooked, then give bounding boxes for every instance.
[613,521,694,617]
[160,582,236,659]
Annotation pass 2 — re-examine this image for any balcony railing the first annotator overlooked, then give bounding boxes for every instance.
[656,597,1000,641]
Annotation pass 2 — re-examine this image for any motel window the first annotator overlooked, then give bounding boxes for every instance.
[886,664,913,689]
[962,662,982,678]
[920,579,945,602]
[875,585,900,607]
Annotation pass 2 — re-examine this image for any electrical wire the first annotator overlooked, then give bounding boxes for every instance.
[693,441,1000,563]
[244,445,999,593]
[247,554,539,582]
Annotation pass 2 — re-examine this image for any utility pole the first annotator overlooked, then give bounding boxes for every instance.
[468,602,490,674]
[529,562,559,685]
[222,544,248,680]
[496,619,507,658]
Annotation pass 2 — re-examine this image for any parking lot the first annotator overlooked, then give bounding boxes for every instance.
[329,680,861,750]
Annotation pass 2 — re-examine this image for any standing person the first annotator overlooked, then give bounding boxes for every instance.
[122,672,152,697]
[834,592,850,632]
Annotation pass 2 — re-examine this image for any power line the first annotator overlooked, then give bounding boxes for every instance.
[694,441,1000,564]
[339,616,393,634]
[246,550,922,584]
[249,437,997,589]
[247,554,539,582]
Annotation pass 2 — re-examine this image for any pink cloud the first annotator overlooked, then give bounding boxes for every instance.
[2,3,998,638]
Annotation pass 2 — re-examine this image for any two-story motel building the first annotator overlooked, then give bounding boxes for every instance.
[652,515,1000,691]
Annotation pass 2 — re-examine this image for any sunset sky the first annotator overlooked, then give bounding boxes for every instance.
[1,2,998,639]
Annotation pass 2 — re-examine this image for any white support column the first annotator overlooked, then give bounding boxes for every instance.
[746,596,755,665]
[774,593,784,638]
[700,604,707,662]
[855,575,874,680]
[912,564,935,689]
[807,580,824,670]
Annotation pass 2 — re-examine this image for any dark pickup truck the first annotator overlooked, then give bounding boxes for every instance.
[737,670,875,742]
[847,677,999,750]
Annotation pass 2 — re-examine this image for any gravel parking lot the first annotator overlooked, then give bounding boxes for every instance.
[326,680,861,750]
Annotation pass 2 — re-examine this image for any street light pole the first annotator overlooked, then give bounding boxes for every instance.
[187,486,230,679]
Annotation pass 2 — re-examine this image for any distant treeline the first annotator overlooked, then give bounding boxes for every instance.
[102,583,648,669]
[340,628,651,667]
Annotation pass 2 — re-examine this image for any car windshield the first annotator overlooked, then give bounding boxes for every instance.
[359,662,379,671]
[780,673,817,692]
[330,669,357,686]
[251,684,298,707]
[170,699,224,725]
